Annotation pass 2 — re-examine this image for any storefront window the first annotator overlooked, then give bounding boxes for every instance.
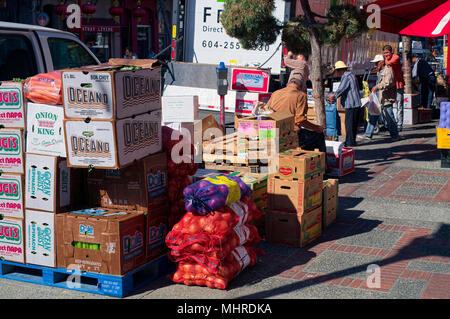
[84,32,111,63]
[137,25,152,59]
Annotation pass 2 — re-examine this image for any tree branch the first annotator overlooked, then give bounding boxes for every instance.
[311,11,328,19]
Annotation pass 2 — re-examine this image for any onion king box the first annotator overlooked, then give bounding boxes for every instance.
[0,174,24,219]
[0,129,24,174]
[0,81,26,129]
[26,103,66,157]
[64,110,161,169]
[25,209,56,267]
[87,151,168,212]
[25,153,71,213]
[0,217,25,263]
[56,208,146,275]
[61,59,161,120]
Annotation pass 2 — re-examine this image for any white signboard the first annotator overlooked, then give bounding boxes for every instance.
[186,0,290,75]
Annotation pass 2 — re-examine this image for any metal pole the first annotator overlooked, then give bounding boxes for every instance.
[220,95,225,133]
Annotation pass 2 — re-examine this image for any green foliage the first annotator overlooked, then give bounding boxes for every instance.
[220,0,282,50]
[221,1,367,55]
[323,5,368,47]
[281,16,311,56]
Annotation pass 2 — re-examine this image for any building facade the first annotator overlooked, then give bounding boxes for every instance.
[0,0,173,62]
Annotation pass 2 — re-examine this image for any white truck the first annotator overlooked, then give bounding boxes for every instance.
[164,0,399,114]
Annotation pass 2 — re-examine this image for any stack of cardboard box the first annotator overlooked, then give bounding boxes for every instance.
[0,81,27,264]
[322,179,339,228]
[53,59,167,276]
[266,148,326,247]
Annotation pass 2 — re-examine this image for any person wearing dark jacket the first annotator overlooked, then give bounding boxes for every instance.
[412,54,436,109]
[334,61,362,147]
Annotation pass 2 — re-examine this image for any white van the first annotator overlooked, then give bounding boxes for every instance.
[0,21,100,81]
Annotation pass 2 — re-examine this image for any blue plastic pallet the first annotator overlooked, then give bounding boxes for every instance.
[0,255,173,298]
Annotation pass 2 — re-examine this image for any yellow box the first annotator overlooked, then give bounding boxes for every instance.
[437,128,450,149]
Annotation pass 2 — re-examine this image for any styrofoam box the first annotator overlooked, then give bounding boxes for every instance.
[25,153,71,212]
[0,174,24,219]
[25,209,56,267]
[26,102,66,157]
[162,96,199,123]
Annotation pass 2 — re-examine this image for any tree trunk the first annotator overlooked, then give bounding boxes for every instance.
[402,35,412,95]
[300,0,326,128]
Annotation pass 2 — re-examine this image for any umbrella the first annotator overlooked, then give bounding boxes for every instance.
[363,0,447,34]
[399,1,450,37]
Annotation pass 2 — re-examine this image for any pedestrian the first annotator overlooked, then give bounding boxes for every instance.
[123,46,137,59]
[334,61,362,147]
[412,53,436,109]
[383,45,405,132]
[265,77,326,153]
[284,51,310,93]
[370,55,401,141]
[360,55,384,141]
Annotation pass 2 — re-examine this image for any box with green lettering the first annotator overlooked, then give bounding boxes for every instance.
[25,209,56,267]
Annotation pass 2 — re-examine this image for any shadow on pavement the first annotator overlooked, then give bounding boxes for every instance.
[234,223,450,298]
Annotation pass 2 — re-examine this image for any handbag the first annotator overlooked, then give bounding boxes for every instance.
[367,93,381,116]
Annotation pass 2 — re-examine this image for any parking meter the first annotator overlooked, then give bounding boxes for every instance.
[216,62,228,130]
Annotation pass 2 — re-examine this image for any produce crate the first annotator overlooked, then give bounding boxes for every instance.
[0,255,172,298]
[203,131,297,167]
[204,162,270,175]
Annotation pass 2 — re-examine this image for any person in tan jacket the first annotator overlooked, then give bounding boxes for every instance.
[284,51,309,93]
[369,55,401,141]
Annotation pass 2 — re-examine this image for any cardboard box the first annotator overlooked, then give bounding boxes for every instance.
[25,209,56,267]
[265,207,322,247]
[0,129,24,174]
[322,179,339,228]
[229,172,268,211]
[236,111,294,140]
[145,203,169,263]
[0,217,25,263]
[418,107,432,123]
[56,207,146,275]
[25,153,71,213]
[231,68,271,93]
[64,110,161,169]
[275,148,326,180]
[86,151,168,212]
[401,107,418,125]
[61,59,161,120]
[0,81,26,128]
[268,173,323,214]
[403,93,419,109]
[437,128,450,149]
[326,147,355,177]
[162,95,199,123]
[26,102,66,157]
[235,92,272,116]
[0,174,24,219]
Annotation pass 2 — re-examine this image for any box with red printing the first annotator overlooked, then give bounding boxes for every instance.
[326,148,355,177]
[231,68,271,93]
[235,92,272,115]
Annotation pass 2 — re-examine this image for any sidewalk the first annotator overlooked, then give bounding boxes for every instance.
[0,120,448,299]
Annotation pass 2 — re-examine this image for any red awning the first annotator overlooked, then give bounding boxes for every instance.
[399,1,450,37]
[363,0,448,34]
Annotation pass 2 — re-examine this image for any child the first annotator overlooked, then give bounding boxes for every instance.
[325,92,340,141]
